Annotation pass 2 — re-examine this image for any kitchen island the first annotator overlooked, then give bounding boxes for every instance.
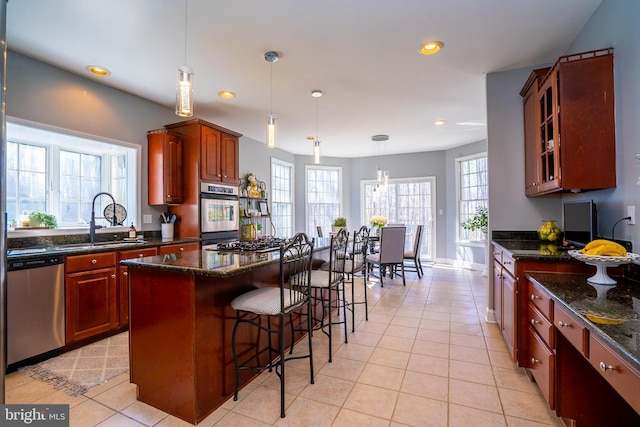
[121,238,330,425]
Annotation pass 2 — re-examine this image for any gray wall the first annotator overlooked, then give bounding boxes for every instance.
[487,0,640,250]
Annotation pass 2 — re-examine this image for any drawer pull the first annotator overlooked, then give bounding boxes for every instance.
[558,321,569,327]
[91,259,98,264]
[530,318,540,325]
[493,252,500,256]
[531,357,540,364]
[599,362,615,373]
[530,294,540,301]
[111,274,116,279]
[179,247,184,251]
[138,253,144,257]
[504,260,512,265]
[123,272,128,276]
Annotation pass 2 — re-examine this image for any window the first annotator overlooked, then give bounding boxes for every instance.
[6,120,139,230]
[271,158,294,238]
[457,153,488,241]
[306,165,342,237]
[361,177,436,260]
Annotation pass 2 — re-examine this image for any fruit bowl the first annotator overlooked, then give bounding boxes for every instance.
[568,250,639,286]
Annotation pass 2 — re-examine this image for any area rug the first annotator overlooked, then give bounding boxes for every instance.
[20,331,129,396]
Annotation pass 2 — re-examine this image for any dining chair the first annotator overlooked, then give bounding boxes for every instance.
[316,225,324,237]
[366,226,406,287]
[403,225,424,278]
[344,225,370,331]
[230,232,315,418]
[308,228,349,362]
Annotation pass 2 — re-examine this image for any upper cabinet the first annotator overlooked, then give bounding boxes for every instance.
[200,126,239,185]
[520,48,616,197]
[147,130,183,205]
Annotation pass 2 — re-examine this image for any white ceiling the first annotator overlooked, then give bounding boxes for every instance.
[6,0,602,158]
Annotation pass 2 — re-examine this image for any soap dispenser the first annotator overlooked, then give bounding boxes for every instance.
[129,223,137,239]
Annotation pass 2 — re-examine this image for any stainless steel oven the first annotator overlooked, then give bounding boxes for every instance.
[200,182,239,245]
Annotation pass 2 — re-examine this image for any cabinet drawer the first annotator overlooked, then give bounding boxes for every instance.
[588,335,640,414]
[119,247,158,260]
[554,303,588,356]
[66,252,116,273]
[528,327,555,409]
[492,245,503,264]
[158,242,200,254]
[501,251,515,276]
[528,303,554,348]
[528,280,553,320]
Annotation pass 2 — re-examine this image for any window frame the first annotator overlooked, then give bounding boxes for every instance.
[6,117,141,236]
[305,164,343,237]
[456,152,488,243]
[270,157,295,239]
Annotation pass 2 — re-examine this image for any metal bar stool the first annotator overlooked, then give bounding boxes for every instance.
[344,225,370,331]
[230,232,315,418]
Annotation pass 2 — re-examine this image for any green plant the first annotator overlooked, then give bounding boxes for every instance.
[29,210,58,228]
[461,206,488,234]
[333,217,347,227]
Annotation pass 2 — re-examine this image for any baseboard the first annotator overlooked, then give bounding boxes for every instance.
[485,307,497,323]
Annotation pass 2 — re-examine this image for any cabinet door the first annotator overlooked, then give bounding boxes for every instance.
[502,270,517,362]
[148,130,183,205]
[118,247,158,327]
[523,84,540,195]
[66,267,118,343]
[528,327,555,409]
[158,242,200,254]
[220,133,239,185]
[200,127,222,182]
[492,259,503,327]
[537,71,561,194]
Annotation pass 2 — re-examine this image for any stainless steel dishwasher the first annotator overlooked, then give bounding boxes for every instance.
[7,252,65,366]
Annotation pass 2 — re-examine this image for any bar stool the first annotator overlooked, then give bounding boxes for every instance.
[344,225,370,331]
[308,228,349,362]
[230,232,315,418]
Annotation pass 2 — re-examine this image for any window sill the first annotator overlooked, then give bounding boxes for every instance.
[8,226,127,238]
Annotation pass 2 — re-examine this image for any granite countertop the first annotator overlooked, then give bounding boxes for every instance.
[526,272,640,371]
[6,237,201,259]
[492,239,578,261]
[121,236,332,278]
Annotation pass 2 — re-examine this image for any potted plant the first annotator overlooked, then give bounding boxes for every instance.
[28,210,58,228]
[332,217,347,233]
[461,206,488,237]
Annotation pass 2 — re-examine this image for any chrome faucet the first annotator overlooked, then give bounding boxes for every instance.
[90,192,117,245]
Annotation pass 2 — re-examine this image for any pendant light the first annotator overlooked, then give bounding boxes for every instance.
[311,90,323,164]
[265,51,279,148]
[176,0,193,117]
[372,135,390,184]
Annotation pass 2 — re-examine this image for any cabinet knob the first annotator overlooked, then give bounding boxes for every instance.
[530,319,540,325]
[530,294,540,301]
[138,253,144,257]
[532,182,538,186]
[531,357,540,365]
[179,247,184,251]
[557,321,569,328]
[504,260,512,265]
[218,174,222,177]
[123,271,128,276]
[91,259,97,264]
[111,274,116,279]
[599,362,615,373]
[493,252,500,256]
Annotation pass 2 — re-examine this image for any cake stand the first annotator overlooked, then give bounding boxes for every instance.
[568,250,639,298]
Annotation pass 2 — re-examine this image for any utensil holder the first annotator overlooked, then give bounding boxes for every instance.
[161,223,174,240]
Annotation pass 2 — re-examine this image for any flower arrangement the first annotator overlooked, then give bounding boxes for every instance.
[369,215,388,229]
[461,206,488,234]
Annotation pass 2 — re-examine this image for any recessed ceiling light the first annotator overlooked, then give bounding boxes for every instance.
[311,90,323,98]
[218,91,235,99]
[419,41,444,55]
[433,119,446,126]
[306,136,315,141]
[371,135,389,142]
[85,65,111,76]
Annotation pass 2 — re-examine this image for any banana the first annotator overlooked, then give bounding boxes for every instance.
[582,241,627,256]
[583,239,615,251]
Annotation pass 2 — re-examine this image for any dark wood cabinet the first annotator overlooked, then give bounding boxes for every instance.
[117,247,158,327]
[157,241,200,254]
[492,247,517,360]
[527,280,555,408]
[521,48,615,196]
[199,127,239,185]
[148,129,183,205]
[65,252,118,344]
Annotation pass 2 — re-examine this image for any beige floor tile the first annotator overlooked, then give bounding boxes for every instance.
[391,315,422,327]
[92,380,138,411]
[406,353,449,377]
[5,376,60,404]
[231,384,293,424]
[421,310,451,322]
[450,322,484,336]
[505,415,565,427]
[332,408,391,427]
[448,379,502,414]
[448,403,507,427]
[83,372,130,398]
[343,383,398,420]
[5,371,36,390]
[318,356,365,381]
[273,396,339,427]
[419,319,450,332]
[261,365,314,396]
[335,342,376,361]
[489,349,517,369]
[354,320,389,335]
[358,363,405,391]
[121,400,170,426]
[492,366,540,394]
[411,339,450,358]
[69,399,115,427]
[415,328,450,344]
[32,388,89,408]
[449,344,490,365]
[498,388,562,425]
[400,371,448,401]
[377,335,414,352]
[299,374,354,406]
[95,413,146,427]
[392,392,448,426]
[212,410,271,426]
[449,360,495,386]
[154,414,201,427]
[450,332,486,349]
[368,347,410,369]
[384,324,418,339]
[346,330,383,347]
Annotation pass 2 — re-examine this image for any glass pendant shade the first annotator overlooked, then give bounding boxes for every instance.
[384,170,390,185]
[266,114,277,149]
[176,66,193,117]
[313,140,321,164]
[377,165,383,183]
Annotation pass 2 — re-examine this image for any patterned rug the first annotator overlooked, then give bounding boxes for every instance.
[20,331,129,396]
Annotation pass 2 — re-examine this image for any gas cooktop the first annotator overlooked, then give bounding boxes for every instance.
[216,237,289,253]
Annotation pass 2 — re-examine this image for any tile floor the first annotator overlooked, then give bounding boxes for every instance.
[5,265,565,427]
